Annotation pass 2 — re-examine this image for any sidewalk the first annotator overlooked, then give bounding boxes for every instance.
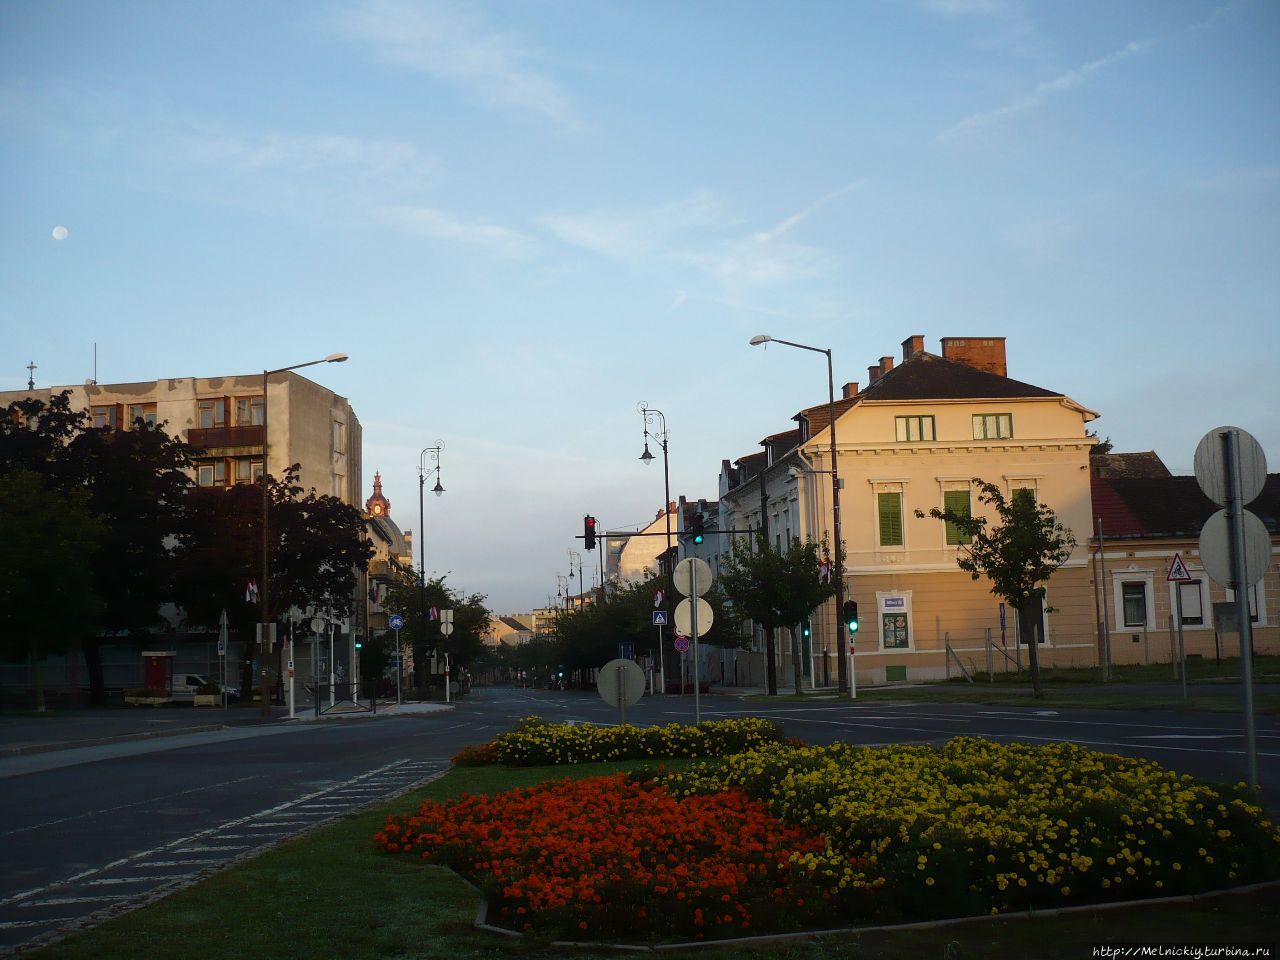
[0,699,452,756]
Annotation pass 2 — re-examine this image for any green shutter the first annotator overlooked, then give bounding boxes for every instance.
[943,489,971,545]
[878,492,903,546]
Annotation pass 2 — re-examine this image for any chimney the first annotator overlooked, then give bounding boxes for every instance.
[842,381,859,399]
[879,356,894,378]
[940,337,1007,377]
[867,364,880,384]
[901,334,925,360]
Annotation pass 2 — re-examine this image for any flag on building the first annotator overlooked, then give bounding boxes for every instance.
[818,559,832,584]
[246,579,260,603]
[653,589,665,608]
[429,606,440,621]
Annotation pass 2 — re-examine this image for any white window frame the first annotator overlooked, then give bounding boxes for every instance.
[973,413,1013,440]
[1225,582,1267,627]
[1168,576,1209,630]
[872,481,907,550]
[895,415,936,443]
[1112,571,1154,632]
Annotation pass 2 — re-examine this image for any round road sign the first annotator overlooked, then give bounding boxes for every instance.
[1198,508,1270,587]
[1194,426,1267,507]
[673,635,690,653]
[310,617,326,634]
[673,557,713,597]
[389,614,404,631]
[675,597,714,638]
[597,658,646,708]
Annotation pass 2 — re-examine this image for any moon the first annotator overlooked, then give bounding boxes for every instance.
[52,226,69,240]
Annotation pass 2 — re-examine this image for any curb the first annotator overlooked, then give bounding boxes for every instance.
[469,878,1280,953]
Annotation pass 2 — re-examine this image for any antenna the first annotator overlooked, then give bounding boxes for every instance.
[93,342,98,385]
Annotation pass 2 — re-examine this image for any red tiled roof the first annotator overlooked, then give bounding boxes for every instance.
[1090,474,1279,539]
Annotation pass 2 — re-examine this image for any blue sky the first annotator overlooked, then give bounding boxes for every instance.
[2,0,1277,614]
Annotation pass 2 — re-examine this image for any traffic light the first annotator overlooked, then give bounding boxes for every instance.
[689,511,705,545]
[801,620,811,639]
[354,639,363,650]
[584,515,597,550]
[843,599,860,634]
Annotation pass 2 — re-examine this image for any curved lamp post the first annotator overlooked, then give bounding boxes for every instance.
[416,442,444,687]
[261,352,347,715]
[638,402,673,695]
[567,549,584,610]
[749,334,849,694]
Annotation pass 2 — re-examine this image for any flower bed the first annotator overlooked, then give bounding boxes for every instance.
[375,771,846,940]
[383,733,1280,941]
[663,737,1280,922]
[452,715,785,767]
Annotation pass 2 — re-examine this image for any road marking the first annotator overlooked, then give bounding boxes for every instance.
[174,845,250,853]
[18,896,131,908]
[133,860,222,868]
[0,775,258,839]
[85,876,187,886]
[0,918,78,930]
[1133,734,1234,740]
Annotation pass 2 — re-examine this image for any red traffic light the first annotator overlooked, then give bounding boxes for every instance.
[584,515,598,550]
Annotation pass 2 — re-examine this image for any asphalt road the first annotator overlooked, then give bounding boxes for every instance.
[1,686,1277,955]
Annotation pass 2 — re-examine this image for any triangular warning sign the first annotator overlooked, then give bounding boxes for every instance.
[1167,553,1193,582]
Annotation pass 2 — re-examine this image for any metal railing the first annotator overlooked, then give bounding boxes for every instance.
[944,633,974,683]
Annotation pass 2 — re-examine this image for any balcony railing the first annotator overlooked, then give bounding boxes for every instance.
[187,425,264,450]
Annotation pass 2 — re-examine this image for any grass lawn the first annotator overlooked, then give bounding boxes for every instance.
[28,761,1280,960]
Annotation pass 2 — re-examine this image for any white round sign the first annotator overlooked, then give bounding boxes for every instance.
[310,617,326,633]
[597,658,646,708]
[674,597,714,637]
[440,622,454,636]
[1198,508,1270,587]
[673,557,713,597]
[1194,426,1266,507]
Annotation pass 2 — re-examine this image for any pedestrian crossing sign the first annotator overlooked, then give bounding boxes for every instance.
[652,610,668,625]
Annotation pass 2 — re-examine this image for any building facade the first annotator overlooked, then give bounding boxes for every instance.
[720,334,1101,688]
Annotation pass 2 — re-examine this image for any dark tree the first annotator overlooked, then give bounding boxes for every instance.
[916,481,1076,698]
[719,535,838,695]
[0,470,103,710]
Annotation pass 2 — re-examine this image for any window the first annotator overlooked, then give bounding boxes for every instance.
[895,415,936,442]
[91,405,117,429]
[1178,580,1204,626]
[943,489,972,545]
[197,461,227,487]
[1226,584,1261,623]
[127,403,157,427]
[198,399,227,429]
[1011,485,1037,506]
[973,413,1013,440]
[234,459,263,484]
[332,475,344,498]
[877,492,904,546]
[333,419,346,452]
[1122,582,1147,627]
[236,396,264,426]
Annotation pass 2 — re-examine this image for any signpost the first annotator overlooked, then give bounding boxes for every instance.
[218,609,229,710]
[673,557,713,724]
[1194,426,1267,787]
[1167,553,1193,700]
[389,614,405,704]
[440,610,454,704]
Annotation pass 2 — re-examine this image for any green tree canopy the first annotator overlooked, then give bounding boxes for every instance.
[916,480,1076,698]
[719,535,838,695]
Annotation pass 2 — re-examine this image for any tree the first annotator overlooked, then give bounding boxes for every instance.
[0,470,103,710]
[1087,431,1114,456]
[380,570,491,690]
[66,419,194,703]
[916,481,1076,698]
[719,535,838,695]
[173,465,374,696]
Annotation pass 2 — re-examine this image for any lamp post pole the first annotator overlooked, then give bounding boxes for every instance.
[749,336,849,693]
[639,403,673,695]
[568,550,584,611]
[417,443,444,690]
[260,352,347,716]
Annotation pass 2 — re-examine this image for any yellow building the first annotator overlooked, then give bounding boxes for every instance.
[721,334,1100,687]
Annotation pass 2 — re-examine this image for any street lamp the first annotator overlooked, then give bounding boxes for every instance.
[417,442,444,687]
[261,352,347,715]
[568,549,584,610]
[749,334,849,693]
[638,402,673,695]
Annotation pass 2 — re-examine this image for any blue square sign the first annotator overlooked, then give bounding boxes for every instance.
[652,610,668,625]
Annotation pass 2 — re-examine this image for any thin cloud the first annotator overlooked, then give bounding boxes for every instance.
[383,205,534,257]
[542,191,725,260]
[936,38,1152,142]
[754,181,864,245]
[326,0,579,129]
[182,130,436,186]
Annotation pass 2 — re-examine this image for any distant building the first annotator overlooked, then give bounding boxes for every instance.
[364,471,414,640]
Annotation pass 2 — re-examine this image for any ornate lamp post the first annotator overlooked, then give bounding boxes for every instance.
[417,442,444,687]
[749,335,849,693]
[260,352,347,715]
[567,549,584,610]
